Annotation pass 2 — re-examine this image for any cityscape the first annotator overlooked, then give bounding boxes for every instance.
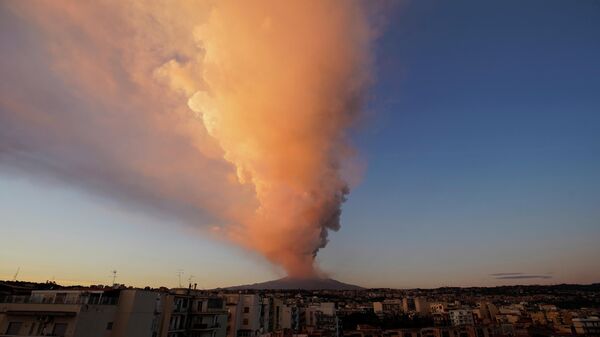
[1,1,599,337]
[1,279,599,337]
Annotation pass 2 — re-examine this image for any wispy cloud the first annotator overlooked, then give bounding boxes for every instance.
[491,273,553,280]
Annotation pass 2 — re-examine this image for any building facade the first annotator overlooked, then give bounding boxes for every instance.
[0,289,161,337]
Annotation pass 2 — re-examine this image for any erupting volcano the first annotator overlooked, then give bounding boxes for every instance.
[226,277,364,291]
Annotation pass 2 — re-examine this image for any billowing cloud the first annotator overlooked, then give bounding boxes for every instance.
[0,1,374,277]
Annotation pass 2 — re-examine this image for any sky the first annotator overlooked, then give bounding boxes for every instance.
[1,0,599,289]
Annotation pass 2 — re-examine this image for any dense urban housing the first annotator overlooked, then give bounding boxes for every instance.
[1,281,599,337]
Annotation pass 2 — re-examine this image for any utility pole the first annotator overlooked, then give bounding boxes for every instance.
[176,270,184,288]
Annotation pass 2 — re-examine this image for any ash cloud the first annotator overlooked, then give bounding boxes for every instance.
[0,1,374,277]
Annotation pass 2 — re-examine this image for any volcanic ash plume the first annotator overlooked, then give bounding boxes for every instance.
[0,1,373,277]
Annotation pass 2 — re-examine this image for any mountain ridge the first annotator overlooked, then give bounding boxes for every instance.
[224,277,364,290]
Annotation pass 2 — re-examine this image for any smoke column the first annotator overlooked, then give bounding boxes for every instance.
[0,1,373,277]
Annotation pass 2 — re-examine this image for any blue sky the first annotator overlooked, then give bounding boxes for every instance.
[1,0,599,288]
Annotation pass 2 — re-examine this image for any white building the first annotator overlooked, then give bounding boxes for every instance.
[448,309,475,326]
[402,297,428,315]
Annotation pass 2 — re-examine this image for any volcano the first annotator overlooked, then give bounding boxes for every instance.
[225,277,364,290]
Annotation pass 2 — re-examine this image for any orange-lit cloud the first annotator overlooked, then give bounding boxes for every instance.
[0,1,373,277]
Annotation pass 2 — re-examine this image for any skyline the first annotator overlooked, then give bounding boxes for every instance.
[1,0,599,289]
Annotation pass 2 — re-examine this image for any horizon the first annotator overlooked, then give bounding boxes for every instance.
[1,1,599,290]
[3,278,599,291]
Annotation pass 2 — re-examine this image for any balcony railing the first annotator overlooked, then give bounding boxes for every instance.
[191,323,221,330]
[0,295,117,305]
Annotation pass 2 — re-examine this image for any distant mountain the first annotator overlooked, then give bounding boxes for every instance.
[225,277,364,290]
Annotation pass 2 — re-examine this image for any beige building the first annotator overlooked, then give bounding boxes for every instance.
[0,289,161,337]
[573,316,600,336]
[402,297,428,315]
[269,298,300,332]
[472,301,497,324]
[223,294,265,337]
[373,300,403,315]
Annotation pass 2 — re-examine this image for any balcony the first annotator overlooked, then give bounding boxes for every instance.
[191,323,221,330]
[0,295,117,305]
[0,295,117,317]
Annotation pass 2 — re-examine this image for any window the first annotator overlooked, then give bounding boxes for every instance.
[107,322,114,330]
[208,298,223,309]
[89,293,101,304]
[244,307,250,313]
[170,316,182,330]
[53,323,68,337]
[29,322,38,335]
[243,318,249,325]
[6,322,22,335]
[54,293,67,304]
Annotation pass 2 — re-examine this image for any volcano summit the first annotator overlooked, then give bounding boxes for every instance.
[225,277,364,290]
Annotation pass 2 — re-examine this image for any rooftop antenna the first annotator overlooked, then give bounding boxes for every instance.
[176,270,184,288]
[188,275,195,289]
[111,270,117,286]
[12,267,20,281]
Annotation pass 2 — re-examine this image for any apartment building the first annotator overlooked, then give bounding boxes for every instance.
[448,310,475,327]
[304,303,338,337]
[0,288,161,337]
[159,288,228,337]
[223,294,267,337]
[573,316,600,336]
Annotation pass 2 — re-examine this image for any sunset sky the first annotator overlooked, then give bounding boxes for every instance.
[1,1,599,289]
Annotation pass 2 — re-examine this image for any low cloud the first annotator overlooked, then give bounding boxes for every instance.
[492,274,553,280]
[490,273,524,276]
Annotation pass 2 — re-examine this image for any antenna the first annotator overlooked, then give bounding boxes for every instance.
[188,275,195,289]
[176,270,184,288]
[12,267,20,281]
[111,270,117,286]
